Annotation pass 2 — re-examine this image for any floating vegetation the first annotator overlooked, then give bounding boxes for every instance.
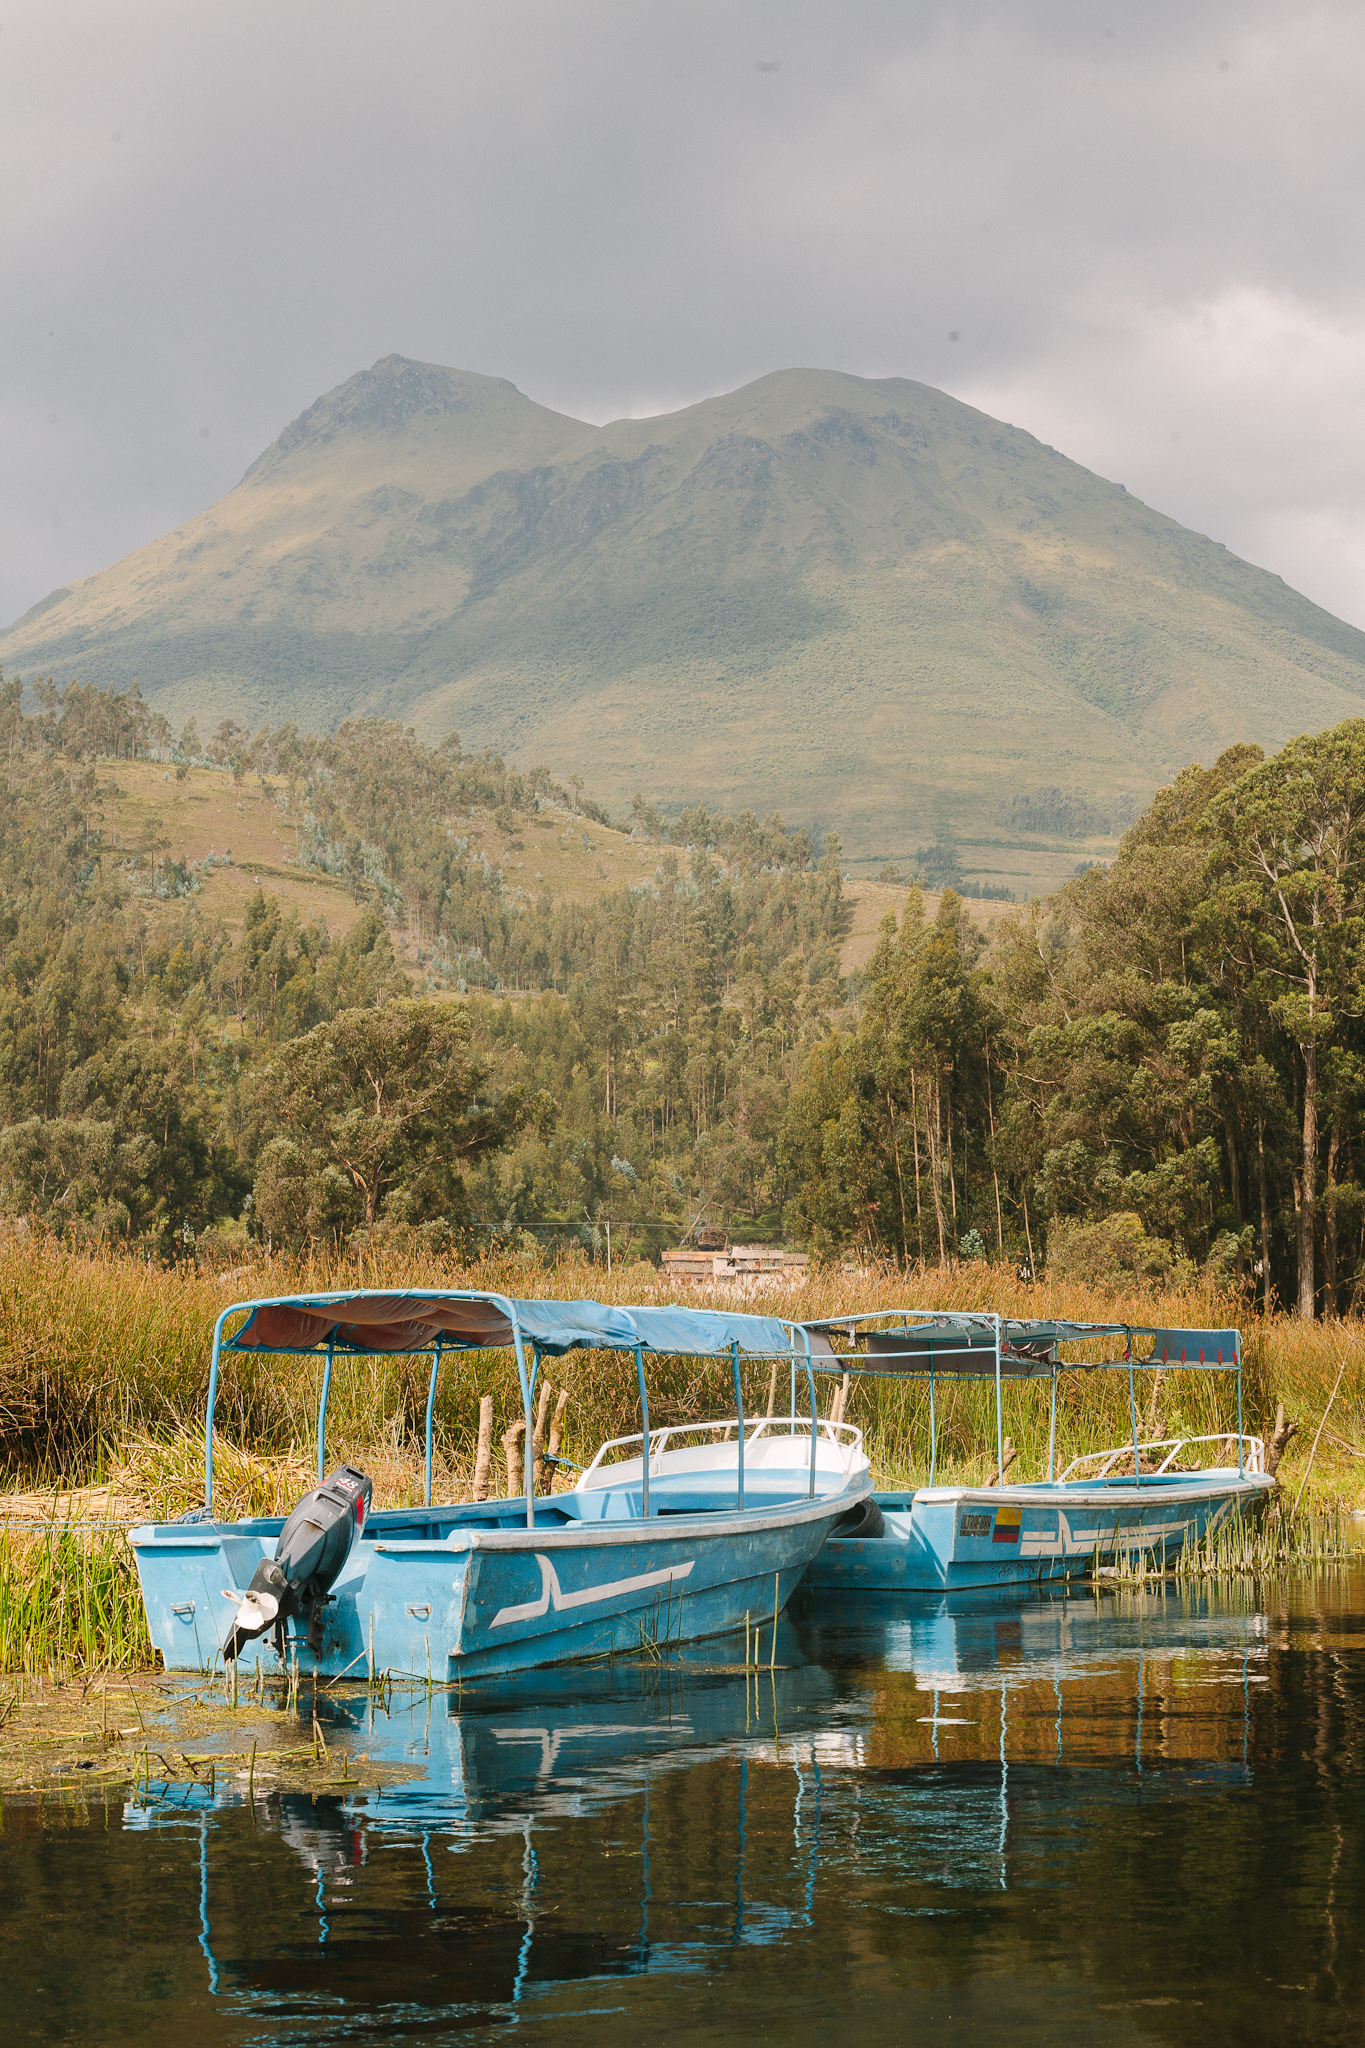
[0,1668,422,1798]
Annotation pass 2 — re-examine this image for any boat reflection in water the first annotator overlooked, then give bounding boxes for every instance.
[119,1577,1274,2031]
[792,1584,1264,1893]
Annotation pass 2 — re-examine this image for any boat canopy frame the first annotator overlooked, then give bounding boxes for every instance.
[202,1289,817,1526]
[790,1311,1244,1486]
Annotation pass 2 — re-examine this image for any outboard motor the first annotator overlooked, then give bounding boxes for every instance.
[224,1465,372,1661]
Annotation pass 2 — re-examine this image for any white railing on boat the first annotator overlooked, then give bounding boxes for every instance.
[1058,1433,1265,1483]
[582,1415,865,1485]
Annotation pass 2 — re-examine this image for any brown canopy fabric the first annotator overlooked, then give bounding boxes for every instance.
[233,1294,517,1355]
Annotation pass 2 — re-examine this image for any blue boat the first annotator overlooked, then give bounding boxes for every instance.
[798,1312,1274,1596]
[130,1290,870,1680]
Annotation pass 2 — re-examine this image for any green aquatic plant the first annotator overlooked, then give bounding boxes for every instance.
[0,1525,151,1674]
[1110,1503,1356,1585]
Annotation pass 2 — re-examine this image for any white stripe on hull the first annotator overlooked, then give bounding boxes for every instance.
[491,1553,696,1628]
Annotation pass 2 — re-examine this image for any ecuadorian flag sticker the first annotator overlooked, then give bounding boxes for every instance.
[992,1506,1022,1544]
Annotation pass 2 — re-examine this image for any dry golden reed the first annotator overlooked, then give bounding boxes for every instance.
[0,1236,1360,1514]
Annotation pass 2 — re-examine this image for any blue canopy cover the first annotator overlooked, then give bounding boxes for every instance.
[226,1291,793,1360]
[798,1315,1240,1377]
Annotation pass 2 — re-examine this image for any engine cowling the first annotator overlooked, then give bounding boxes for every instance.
[224,1464,373,1660]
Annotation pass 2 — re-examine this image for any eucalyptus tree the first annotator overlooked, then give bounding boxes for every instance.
[778,888,989,1262]
[254,998,541,1247]
[1205,721,1365,1317]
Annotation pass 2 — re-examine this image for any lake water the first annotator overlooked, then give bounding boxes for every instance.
[5,1571,1365,2045]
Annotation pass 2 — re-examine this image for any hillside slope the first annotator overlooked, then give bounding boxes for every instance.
[90,755,688,976]
[7,356,1365,860]
[99,758,953,983]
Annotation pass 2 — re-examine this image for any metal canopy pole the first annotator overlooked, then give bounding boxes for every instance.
[1127,1339,1141,1483]
[1235,1338,1244,1478]
[928,1365,937,1487]
[317,1339,335,1483]
[1047,1364,1058,1483]
[802,1330,818,1497]
[731,1340,745,1512]
[636,1343,651,1517]
[514,1323,536,1530]
[423,1341,443,1509]
[993,1316,1004,1487]
[203,1305,235,1515]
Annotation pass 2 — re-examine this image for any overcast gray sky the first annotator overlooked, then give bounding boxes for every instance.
[4,0,1364,631]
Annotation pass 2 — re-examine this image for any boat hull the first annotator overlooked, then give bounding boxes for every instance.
[804,1471,1275,1596]
[132,1483,867,1679]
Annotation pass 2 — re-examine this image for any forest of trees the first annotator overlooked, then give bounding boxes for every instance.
[1,670,1363,1318]
[781,728,1365,1319]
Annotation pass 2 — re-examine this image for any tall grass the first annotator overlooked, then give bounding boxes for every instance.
[1110,1504,1357,1584]
[0,1236,1361,1511]
[0,1525,151,1672]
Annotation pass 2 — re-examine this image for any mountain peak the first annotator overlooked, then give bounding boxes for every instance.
[247,357,545,480]
[5,360,1365,868]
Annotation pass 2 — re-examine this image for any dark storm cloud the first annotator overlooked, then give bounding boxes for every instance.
[3,0,1364,627]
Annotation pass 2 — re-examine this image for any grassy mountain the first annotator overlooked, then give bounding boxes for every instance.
[7,355,1365,872]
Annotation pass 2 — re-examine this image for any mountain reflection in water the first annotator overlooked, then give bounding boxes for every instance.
[6,1576,1365,2047]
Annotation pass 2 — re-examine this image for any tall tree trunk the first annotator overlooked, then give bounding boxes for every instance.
[1222,1111,1246,1283]
[909,1068,924,1257]
[1325,1119,1340,1316]
[945,1073,958,1231]
[984,1040,1004,1253]
[1257,1114,1273,1315]
[926,1083,948,1262]
[1223,1114,1244,1224]
[887,1094,909,1268]
[1298,1041,1317,1319]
